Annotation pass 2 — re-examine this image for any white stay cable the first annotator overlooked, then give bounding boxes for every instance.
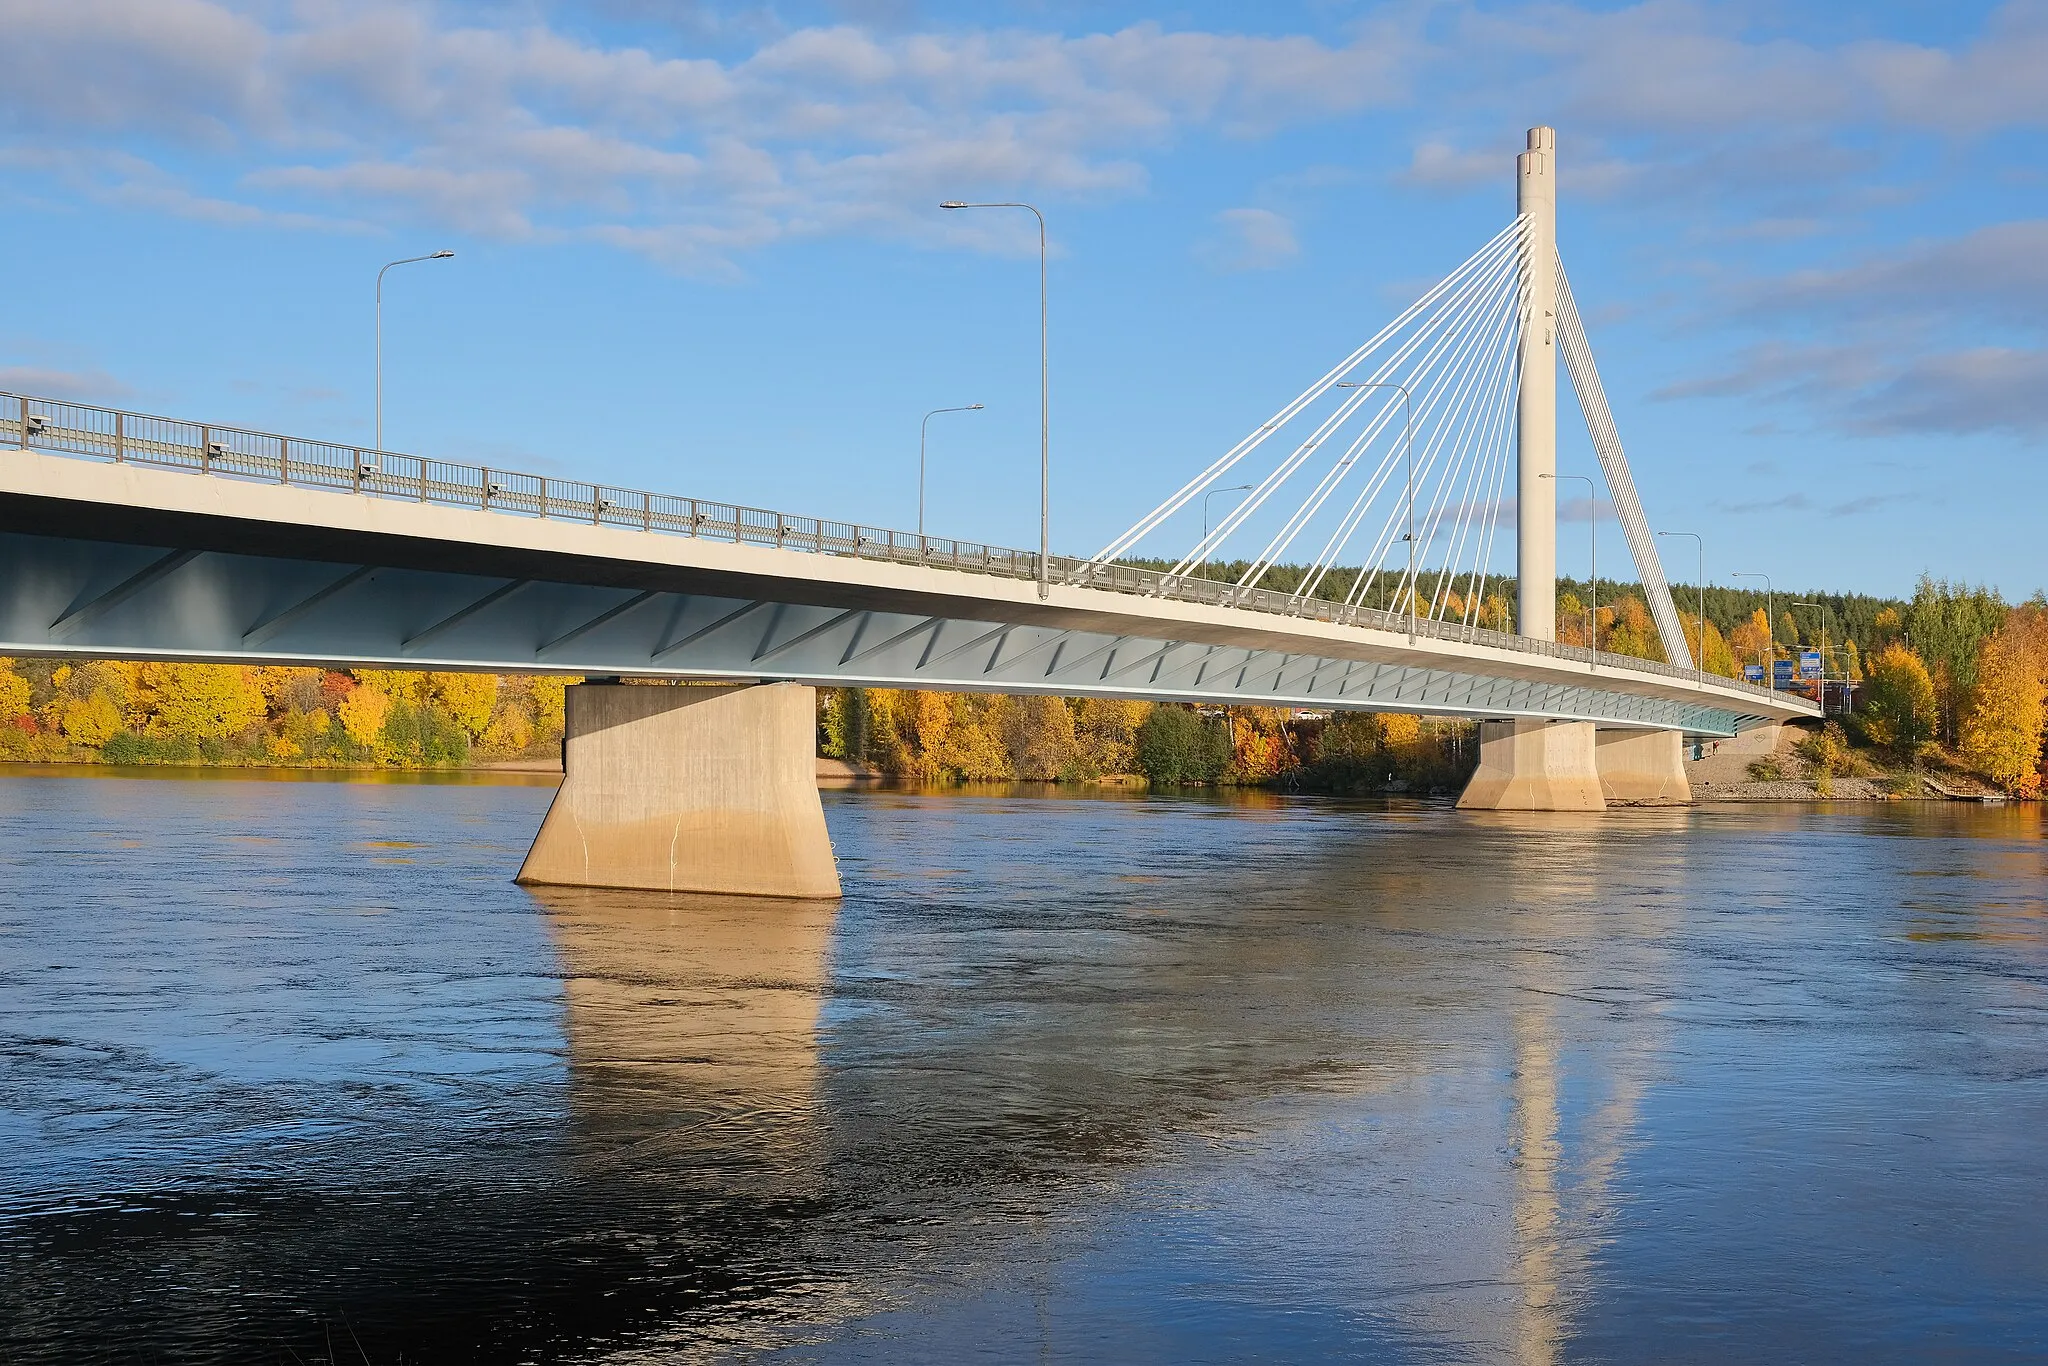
[1447,310,1525,625]
[1462,345,1525,632]
[1085,216,1528,570]
[1275,241,1526,602]
[1555,253,1692,667]
[1395,274,1528,613]
[1331,253,1525,609]
[1459,270,1532,629]
[1195,232,1527,587]
[1246,241,1525,594]
[1426,298,1525,618]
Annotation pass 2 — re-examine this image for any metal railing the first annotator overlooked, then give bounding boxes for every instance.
[1,391,1787,704]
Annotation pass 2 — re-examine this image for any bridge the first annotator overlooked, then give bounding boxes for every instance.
[0,128,1813,898]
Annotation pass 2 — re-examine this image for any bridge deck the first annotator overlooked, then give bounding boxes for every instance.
[1,437,1813,737]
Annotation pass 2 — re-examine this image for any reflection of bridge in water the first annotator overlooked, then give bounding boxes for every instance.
[531,804,1677,1361]
[0,126,1811,897]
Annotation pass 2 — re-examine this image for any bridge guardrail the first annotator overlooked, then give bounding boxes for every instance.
[3,391,1787,705]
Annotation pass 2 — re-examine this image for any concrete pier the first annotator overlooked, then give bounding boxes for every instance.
[1594,728,1692,805]
[1456,719,1605,811]
[518,681,841,898]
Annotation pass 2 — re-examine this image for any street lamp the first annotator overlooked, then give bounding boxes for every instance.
[1795,600,1834,716]
[1336,380,1416,643]
[1541,471,1595,664]
[940,200,1049,599]
[1203,483,1254,543]
[1731,572,1773,688]
[375,250,455,463]
[1656,530,1705,688]
[919,404,984,541]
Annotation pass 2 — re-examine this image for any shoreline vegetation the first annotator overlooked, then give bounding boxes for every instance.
[2,573,2041,800]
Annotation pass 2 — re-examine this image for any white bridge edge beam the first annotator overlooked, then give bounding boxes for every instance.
[1516,126,1558,644]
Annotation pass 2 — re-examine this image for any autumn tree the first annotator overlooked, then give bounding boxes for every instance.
[429,672,499,741]
[1730,608,1774,669]
[338,685,392,750]
[136,663,267,741]
[0,660,29,722]
[1601,596,1664,662]
[1006,694,1079,780]
[1860,644,1937,758]
[1905,575,2008,744]
[1074,698,1150,777]
[1959,622,2045,797]
[1228,707,1294,782]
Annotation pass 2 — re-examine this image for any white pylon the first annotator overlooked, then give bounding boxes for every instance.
[1516,126,1558,642]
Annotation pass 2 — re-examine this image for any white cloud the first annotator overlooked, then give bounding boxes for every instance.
[1195,207,1299,272]
[0,364,134,402]
[0,3,1414,273]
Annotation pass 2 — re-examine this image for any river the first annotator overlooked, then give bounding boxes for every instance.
[1,768,2044,1363]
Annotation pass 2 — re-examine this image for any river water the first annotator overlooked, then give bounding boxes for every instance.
[1,769,2044,1364]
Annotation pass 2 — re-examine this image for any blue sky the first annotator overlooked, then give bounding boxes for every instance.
[4,0,2044,598]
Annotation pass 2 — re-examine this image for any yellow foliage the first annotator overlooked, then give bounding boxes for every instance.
[1960,625,2045,797]
[253,667,323,710]
[1006,694,1078,780]
[938,694,1013,781]
[136,663,268,740]
[0,664,28,722]
[1601,596,1664,662]
[338,685,393,748]
[352,669,428,705]
[529,676,573,737]
[481,704,534,754]
[265,733,303,760]
[1862,643,1937,755]
[1074,698,1150,776]
[1380,712,1422,748]
[1680,615,1741,678]
[59,693,126,746]
[903,690,953,781]
[430,672,499,740]
[1730,608,1773,668]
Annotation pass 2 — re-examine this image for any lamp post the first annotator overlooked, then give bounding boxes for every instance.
[1656,530,1705,687]
[940,200,1049,599]
[919,404,984,541]
[1335,380,1416,642]
[375,250,455,463]
[1795,601,1833,716]
[1203,483,1254,542]
[1541,471,1595,663]
[1732,572,1773,688]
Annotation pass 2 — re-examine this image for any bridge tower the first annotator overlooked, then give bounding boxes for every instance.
[1516,126,1557,644]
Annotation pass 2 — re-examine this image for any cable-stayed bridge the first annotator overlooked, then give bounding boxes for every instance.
[0,127,1812,895]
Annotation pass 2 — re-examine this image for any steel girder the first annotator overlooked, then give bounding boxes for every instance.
[0,532,1753,735]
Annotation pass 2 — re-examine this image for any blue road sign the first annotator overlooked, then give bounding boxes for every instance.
[1745,664,1766,683]
[1773,659,1795,688]
[1800,649,1822,679]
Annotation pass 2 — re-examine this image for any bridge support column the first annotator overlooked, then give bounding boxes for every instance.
[1594,728,1692,805]
[517,682,841,899]
[1456,719,1605,811]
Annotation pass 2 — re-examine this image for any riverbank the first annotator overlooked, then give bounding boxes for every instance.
[1686,724,2008,803]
